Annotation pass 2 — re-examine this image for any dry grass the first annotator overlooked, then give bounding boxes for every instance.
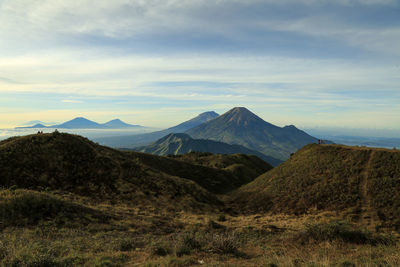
[1,193,398,266]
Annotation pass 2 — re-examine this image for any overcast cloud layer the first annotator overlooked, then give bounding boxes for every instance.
[0,0,399,132]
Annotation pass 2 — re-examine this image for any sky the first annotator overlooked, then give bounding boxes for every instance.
[0,0,399,134]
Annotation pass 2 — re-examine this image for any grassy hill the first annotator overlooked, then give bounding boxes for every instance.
[169,151,273,185]
[0,132,270,210]
[135,133,281,166]
[232,144,400,229]
[186,107,318,161]
[0,132,224,211]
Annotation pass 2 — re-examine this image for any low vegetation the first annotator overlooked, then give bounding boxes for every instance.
[0,189,110,228]
[233,144,400,219]
[1,134,400,266]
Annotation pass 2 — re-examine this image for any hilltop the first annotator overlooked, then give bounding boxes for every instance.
[186,107,319,161]
[135,133,281,166]
[232,144,400,230]
[0,132,219,211]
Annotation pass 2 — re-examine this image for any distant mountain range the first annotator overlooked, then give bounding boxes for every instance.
[95,111,219,147]
[16,117,143,129]
[96,107,325,161]
[135,133,282,166]
[186,107,319,161]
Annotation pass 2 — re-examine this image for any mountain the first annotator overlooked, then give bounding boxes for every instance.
[186,107,318,161]
[0,132,268,211]
[166,111,219,133]
[15,123,46,129]
[46,117,143,129]
[135,133,282,166]
[95,111,219,148]
[102,119,142,128]
[20,120,56,126]
[232,144,400,230]
[48,117,103,129]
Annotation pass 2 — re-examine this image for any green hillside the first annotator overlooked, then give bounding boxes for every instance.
[135,133,281,166]
[0,132,270,210]
[169,151,273,185]
[186,107,318,161]
[0,132,223,211]
[232,144,400,229]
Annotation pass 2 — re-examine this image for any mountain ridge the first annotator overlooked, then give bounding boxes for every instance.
[95,111,219,147]
[18,117,144,129]
[135,133,282,166]
[186,107,319,160]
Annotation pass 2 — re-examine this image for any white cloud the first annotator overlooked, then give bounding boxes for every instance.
[0,0,398,130]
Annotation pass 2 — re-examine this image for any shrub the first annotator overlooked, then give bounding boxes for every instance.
[207,220,224,230]
[338,260,356,267]
[0,241,6,260]
[175,232,202,256]
[217,214,226,222]
[9,185,17,191]
[150,241,171,256]
[116,238,135,252]
[164,256,196,267]
[209,232,240,255]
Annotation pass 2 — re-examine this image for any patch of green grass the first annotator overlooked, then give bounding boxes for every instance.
[0,189,109,227]
[299,221,396,246]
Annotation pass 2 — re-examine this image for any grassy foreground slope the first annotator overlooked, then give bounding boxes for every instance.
[233,144,400,229]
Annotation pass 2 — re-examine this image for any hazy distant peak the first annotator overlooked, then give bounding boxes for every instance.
[32,123,46,128]
[198,111,219,117]
[107,119,123,123]
[67,117,94,122]
[189,111,219,122]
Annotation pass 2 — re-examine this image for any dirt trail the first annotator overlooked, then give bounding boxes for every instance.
[359,150,378,229]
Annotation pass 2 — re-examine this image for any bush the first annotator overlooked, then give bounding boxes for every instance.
[164,256,196,267]
[207,220,224,230]
[150,241,171,256]
[338,260,356,267]
[175,232,202,256]
[217,214,226,222]
[116,238,135,252]
[209,232,240,254]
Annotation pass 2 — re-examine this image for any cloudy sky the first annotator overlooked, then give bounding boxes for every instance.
[0,0,399,133]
